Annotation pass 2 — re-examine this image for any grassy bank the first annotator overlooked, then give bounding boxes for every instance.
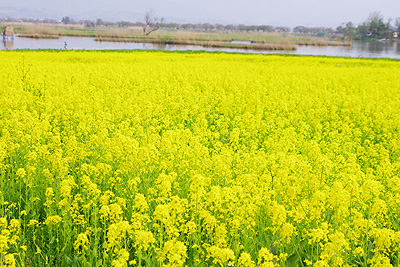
[2,22,351,51]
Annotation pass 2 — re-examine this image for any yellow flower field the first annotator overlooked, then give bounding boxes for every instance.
[0,50,400,266]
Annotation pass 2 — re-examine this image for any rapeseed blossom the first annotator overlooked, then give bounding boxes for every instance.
[74,233,89,252]
[237,252,256,267]
[161,239,187,267]
[1,50,400,266]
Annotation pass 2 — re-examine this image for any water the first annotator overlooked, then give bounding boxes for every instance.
[2,36,400,59]
[294,40,400,58]
[230,40,252,45]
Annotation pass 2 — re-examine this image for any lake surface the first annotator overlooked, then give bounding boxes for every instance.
[2,36,400,59]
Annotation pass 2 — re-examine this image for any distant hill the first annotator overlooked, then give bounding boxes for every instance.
[0,6,141,22]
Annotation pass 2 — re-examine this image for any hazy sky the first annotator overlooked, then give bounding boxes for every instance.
[1,0,400,27]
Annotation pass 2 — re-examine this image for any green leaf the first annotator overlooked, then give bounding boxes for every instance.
[286,253,300,267]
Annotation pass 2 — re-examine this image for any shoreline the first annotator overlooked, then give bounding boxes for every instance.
[1,48,400,61]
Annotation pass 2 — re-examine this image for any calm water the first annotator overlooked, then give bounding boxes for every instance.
[2,36,400,59]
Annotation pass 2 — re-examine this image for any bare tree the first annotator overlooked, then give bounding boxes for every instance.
[142,9,164,36]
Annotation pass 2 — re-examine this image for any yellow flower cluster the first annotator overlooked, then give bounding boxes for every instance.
[0,218,20,266]
[1,50,400,266]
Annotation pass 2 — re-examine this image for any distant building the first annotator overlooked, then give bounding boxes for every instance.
[389,26,398,38]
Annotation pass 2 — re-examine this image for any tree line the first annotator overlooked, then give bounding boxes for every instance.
[0,16,328,34]
[336,12,400,39]
[62,16,293,33]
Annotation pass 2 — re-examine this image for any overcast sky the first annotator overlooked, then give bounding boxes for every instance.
[1,0,400,27]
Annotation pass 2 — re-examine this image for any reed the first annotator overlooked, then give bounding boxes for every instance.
[18,26,58,36]
[94,37,297,50]
[94,27,142,39]
[17,33,59,39]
